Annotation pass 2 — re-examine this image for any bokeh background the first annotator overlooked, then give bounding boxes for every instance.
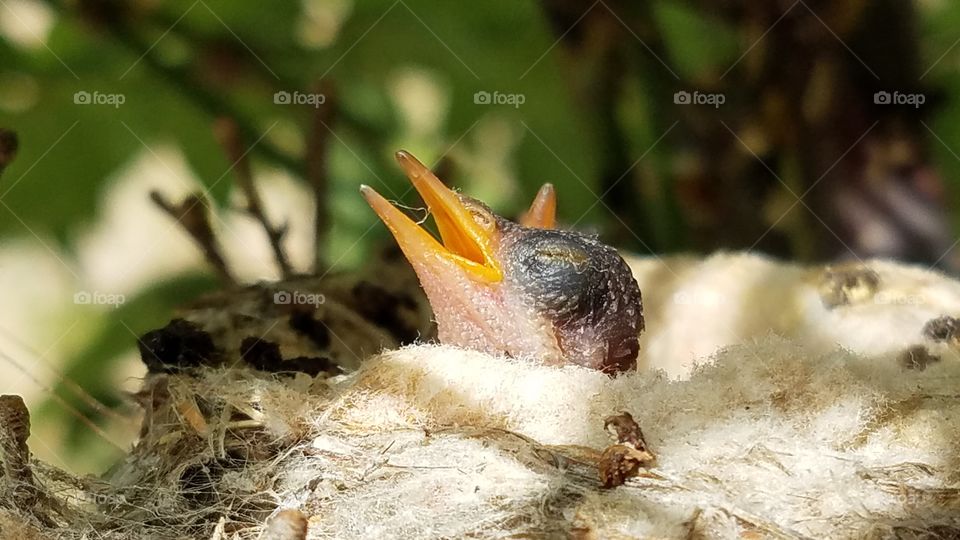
[1,0,960,473]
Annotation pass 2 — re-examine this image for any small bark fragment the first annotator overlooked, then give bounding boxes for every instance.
[599,411,654,488]
[599,444,654,489]
[604,412,648,451]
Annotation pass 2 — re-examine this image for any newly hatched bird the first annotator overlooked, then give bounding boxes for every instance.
[362,151,644,374]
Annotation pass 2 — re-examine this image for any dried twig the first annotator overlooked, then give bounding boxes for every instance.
[306,82,336,273]
[0,128,17,179]
[214,118,294,278]
[149,191,237,285]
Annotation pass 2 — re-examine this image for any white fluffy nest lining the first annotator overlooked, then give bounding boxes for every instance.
[9,339,960,539]
[4,254,960,539]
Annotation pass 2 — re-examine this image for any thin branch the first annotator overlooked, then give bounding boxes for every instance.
[306,82,336,273]
[213,118,294,278]
[0,128,18,179]
[149,191,237,285]
[43,1,406,274]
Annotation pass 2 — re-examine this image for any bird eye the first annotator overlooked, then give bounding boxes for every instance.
[460,199,495,231]
[534,245,587,266]
[469,208,494,230]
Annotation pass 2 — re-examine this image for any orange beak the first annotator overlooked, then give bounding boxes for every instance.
[360,151,503,283]
[519,183,556,229]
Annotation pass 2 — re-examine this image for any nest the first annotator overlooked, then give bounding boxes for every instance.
[3,334,960,539]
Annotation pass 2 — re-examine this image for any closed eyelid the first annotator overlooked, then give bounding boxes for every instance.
[536,246,588,264]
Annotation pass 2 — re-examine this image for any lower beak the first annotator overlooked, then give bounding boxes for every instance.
[360,151,503,283]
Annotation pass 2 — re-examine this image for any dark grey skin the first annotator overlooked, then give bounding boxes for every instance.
[499,220,644,374]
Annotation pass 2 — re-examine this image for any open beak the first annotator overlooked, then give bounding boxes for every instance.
[360,150,503,283]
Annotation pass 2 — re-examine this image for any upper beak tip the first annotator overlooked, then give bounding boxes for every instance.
[394,150,429,179]
[359,185,381,205]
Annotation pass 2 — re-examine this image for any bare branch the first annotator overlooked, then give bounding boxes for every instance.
[213,118,294,278]
[149,191,237,285]
[306,82,336,273]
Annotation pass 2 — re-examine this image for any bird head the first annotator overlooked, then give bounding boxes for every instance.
[361,151,643,374]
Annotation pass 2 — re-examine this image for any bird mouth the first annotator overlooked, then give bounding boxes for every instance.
[361,150,503,283]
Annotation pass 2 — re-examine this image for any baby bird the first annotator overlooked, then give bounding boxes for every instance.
[362,151,643,374]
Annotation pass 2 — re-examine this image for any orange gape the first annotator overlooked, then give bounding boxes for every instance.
[362,151,643,375]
